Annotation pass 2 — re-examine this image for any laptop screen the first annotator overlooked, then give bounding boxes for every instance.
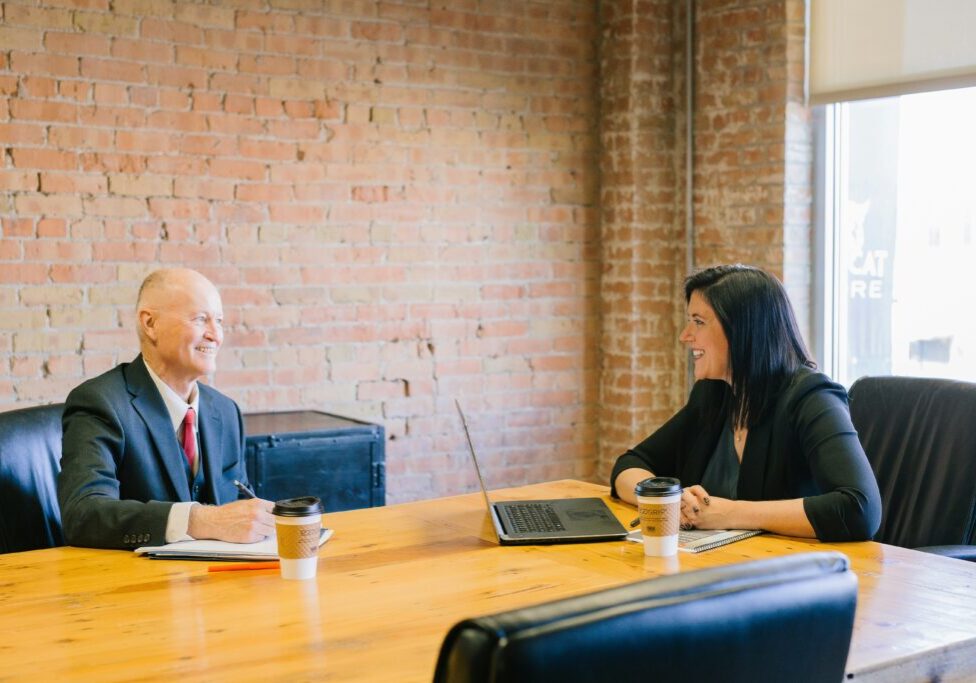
[455,399,496,511]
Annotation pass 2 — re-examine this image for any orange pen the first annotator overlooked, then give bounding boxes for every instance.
[207,561,280,572]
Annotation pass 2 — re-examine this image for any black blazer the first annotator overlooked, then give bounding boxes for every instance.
[611,368,882,542]
[58,355,248,549]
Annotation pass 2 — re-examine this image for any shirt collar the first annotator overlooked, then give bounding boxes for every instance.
[142,358,200,432]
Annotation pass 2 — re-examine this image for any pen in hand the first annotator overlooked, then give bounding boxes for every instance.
[234,479,257,499]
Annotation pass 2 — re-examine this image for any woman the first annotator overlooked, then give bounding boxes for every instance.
[611,264,881,542]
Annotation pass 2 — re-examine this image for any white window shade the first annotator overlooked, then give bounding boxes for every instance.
[809,0,976,104]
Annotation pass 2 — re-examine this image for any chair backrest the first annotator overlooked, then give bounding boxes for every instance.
[0,404,65,553]
[849,375,976,549]
[433,552,857,683]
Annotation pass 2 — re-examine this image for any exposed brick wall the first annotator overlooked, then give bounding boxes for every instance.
[0,0,601,503]
[595,0,813,479]
[693,0,812,296]
[695,1,785,271]
[1,0,812,503]
[782,0,814,345]
[596,0,688,478]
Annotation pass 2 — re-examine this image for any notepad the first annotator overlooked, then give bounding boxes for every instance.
[135,528,333,561]
[627,528,762,553]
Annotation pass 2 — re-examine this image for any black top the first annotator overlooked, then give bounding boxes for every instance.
[610,368,882,542]
[700,427,739,500]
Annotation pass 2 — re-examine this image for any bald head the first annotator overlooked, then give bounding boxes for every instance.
[136,268,225,398]
[137,268,218,312]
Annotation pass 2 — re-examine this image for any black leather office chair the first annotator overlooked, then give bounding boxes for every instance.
[433,552,857,683]
[0,404,65,553]
[849,376,976,561]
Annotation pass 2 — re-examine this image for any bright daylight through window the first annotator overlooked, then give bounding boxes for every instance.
[820,86,976,386]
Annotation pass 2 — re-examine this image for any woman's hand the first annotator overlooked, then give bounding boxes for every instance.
[680,485,817,537]
[680,484,723,529]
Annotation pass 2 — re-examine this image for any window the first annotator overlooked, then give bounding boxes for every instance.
[817,86,976,385]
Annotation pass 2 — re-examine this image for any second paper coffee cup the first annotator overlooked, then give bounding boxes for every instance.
[634,477,682,556]
[272,496,324,580]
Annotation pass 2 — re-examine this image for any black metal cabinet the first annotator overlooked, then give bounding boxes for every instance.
[243,410,385,512]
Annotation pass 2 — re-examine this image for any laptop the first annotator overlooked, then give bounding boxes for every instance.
[455,400,628,545]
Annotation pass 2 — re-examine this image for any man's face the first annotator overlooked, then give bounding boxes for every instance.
[145,276,224,390]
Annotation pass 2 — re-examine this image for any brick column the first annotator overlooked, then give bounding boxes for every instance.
[783,0,815,343]
[693,0,813,331]
[596,0,814,479]
[597,0,689,478]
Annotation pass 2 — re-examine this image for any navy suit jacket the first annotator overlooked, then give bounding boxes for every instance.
[58,355,249,549]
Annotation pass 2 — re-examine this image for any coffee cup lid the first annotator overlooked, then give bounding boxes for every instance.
[634,477,682,497]
[272,496,324,517]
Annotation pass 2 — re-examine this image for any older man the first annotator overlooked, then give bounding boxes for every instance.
[58,268,274,549]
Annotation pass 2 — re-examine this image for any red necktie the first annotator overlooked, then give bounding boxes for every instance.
[182,408,196,472]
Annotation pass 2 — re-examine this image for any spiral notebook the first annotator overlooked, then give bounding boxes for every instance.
[135,528,333,561]
[627,528,762,553]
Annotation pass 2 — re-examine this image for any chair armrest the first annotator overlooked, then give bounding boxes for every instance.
[915,545,976,562]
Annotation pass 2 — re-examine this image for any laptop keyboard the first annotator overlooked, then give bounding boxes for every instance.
[504,503,565,534]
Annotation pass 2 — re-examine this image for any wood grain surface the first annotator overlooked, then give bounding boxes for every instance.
[2,480,975,682]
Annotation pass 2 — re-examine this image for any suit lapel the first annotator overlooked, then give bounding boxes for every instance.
[198,387,224,504]
[125,356,191,501]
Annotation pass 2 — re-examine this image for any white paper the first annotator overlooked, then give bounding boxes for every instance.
[135,528,333,560]
[626,527,761,553]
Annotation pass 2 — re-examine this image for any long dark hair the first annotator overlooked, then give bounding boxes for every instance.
[685,264,815,429]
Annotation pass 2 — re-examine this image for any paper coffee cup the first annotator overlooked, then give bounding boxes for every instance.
[635,477,682,557]
[272,496,324,580]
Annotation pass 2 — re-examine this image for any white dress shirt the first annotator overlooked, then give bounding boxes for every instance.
[142,358,201,543]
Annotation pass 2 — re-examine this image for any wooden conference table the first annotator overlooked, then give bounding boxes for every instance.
[2,480,976,682]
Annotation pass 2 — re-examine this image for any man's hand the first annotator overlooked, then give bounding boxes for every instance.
[188,498,275,543]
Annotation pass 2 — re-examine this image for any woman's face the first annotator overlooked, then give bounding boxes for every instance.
[679,291,730,383]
